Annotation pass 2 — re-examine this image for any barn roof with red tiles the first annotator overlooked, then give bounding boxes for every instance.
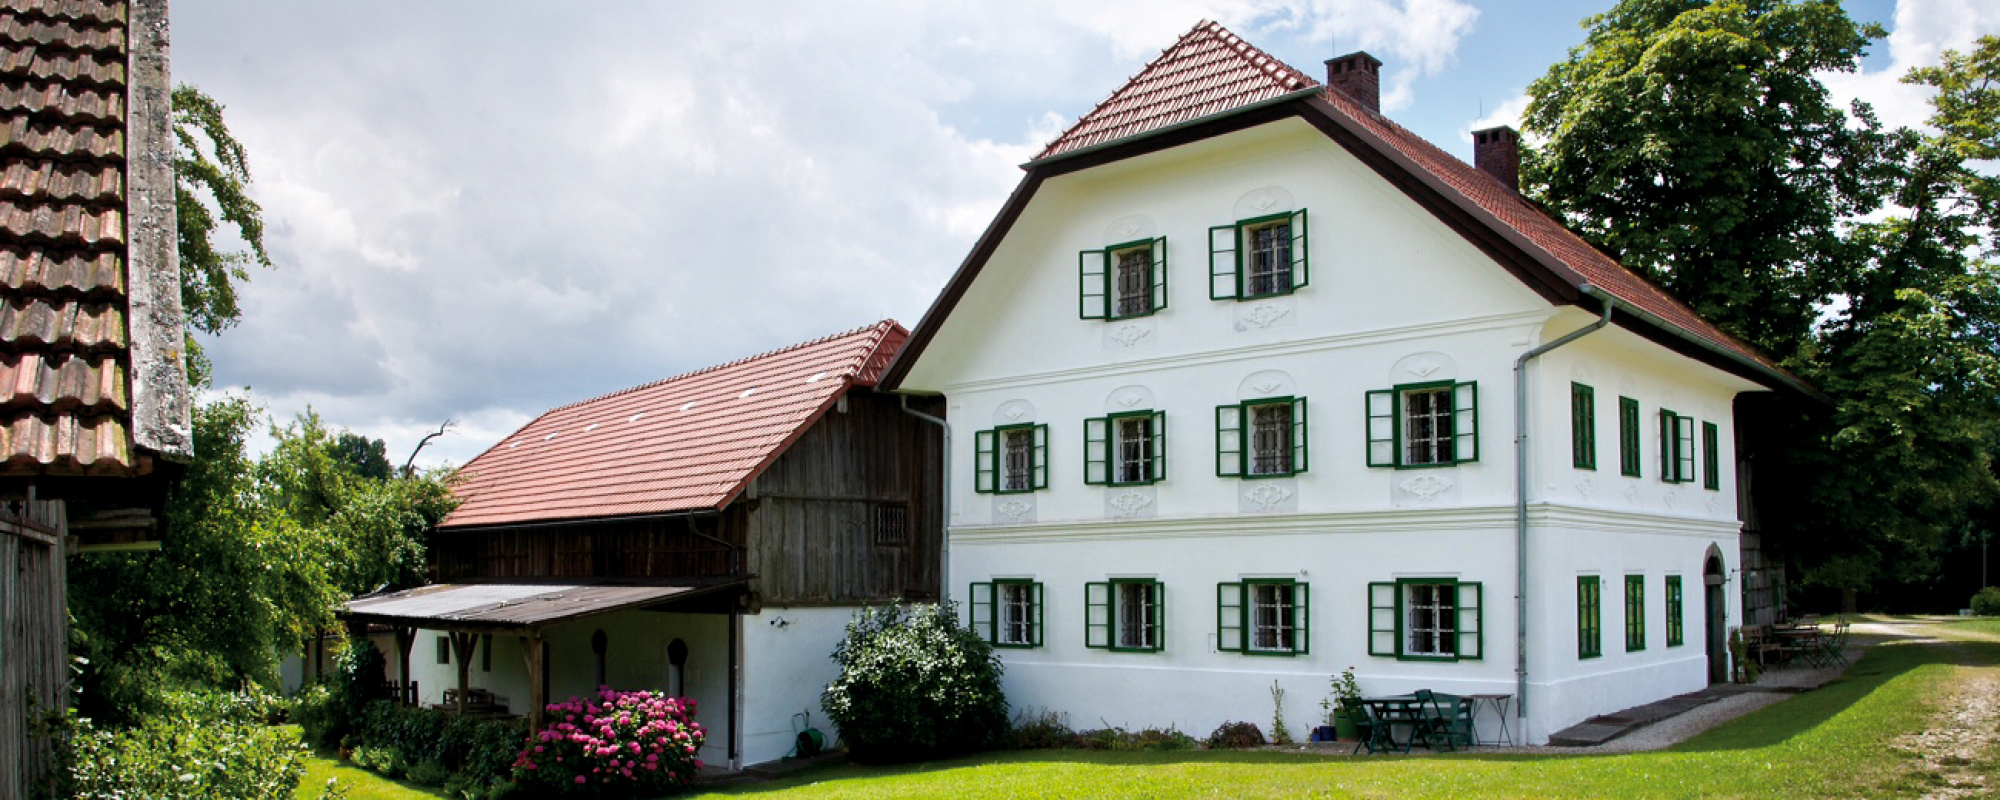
[1034,20,1316,162]
[442,321,907,529]
[0,0,190,479]
[885,23,1808,397]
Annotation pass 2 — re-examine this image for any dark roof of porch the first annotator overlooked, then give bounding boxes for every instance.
[341,578,745,629]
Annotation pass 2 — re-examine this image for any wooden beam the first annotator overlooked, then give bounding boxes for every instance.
[393,627,416,702]
[521,631,547,734]
[450,632,477,716]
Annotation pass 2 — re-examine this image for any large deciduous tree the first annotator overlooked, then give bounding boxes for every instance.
[1523,1,2000,606]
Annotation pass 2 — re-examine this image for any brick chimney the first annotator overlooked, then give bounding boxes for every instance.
[1473,125,1520,192]
[1324,51,1382,113]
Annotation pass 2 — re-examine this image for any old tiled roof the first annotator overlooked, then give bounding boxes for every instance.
[443,321,907,529]
[886,22,1805,394]
[1034,20,1316,161]
[0,0,187,476]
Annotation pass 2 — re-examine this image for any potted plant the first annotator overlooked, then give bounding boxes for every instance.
[1320,667,1363,740]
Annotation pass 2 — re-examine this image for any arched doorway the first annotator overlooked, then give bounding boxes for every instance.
[1704,546,1728,684]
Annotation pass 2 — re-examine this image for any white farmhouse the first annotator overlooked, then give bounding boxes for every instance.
[881,21,1813,744]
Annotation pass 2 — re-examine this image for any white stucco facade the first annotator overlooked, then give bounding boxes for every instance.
[899,118,1765,744]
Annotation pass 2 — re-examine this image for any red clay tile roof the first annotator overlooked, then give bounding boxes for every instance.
[0,0,158,475]
[1034,20,1316,162]
[888,22,1804,394]
[442,321,908,529]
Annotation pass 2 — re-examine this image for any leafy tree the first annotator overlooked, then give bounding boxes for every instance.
[1523,3,2000,607]
[172,85,273,386]
[332,432,393,480]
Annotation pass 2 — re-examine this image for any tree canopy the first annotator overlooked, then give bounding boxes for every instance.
[1523,0,2000,605]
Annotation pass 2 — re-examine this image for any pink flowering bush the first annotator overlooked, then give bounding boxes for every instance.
[513,687,705,797]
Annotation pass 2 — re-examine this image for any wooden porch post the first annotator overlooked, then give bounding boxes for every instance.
[450,632,477,715]
[393,627,416,703]
[520,630,547,733]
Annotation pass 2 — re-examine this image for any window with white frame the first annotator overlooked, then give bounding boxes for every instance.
[1084,411,1166,486]
[969,579,1043,648]
[1216,579,1309,655]
[974,424,1048,494]
[1367,382,1478,468]
[1215,397,1308,478]
[1086,579,1164,652]
[1367,579,1483,661]
[1079,238,1166,319]
[1209,209,1309,300]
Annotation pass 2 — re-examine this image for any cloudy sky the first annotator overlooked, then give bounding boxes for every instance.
[170,0,1989,468]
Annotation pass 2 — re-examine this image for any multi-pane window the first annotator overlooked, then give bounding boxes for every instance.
[1366,382,1479,468]
[1215,397,1308,478]
[1086,579,1164,652]
[873,503,910,547]
[1079,238,1167,319]
[1702,422,1721,490]
[969,580,1044,648]
[1368,579,1483,661]
[1665,575,1685,647]
[1572,383,1596,470]
[1659,410,1695,483]
[1084,411,1166,486]
[1618,397,1641,477]
[1216,580,1309,655]
[1625,574,1646,652]
[974,424,1048,494]
[1209,209,1309,300]
[1578,576,1602,659]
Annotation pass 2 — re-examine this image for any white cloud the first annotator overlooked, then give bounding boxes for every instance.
[1465,91,1532,140]
[1820,0,2000,131]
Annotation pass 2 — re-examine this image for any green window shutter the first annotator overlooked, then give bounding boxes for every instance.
[1451,381,1479,463]
[1578,576,1601,659]
[1366,389,1396,467]
[1078,249,1109,319]
[1293,582,1311,655]
[1208,224,1239,300]
[1031,582,1046,647]
[1367,581,1397,656]
[1150,237,1169,312]
[1031,424,1049,490]
[1658,409,1675,481]
[1702,422,1720,490]
[1288,208,1309,289]
[1619,397,1641,477]
[974,430,997,493]
[1572,383,1596,470]
[1215,404,1244,477]
[1216,582,1244,653]
[970,582,995,643]
[1083,417,1109,486]
[1153,581,1167,651]
[1457,581,1484,660]
[1666,575,1684,647]
[1150,410,1168,482]
[1085,581,1110,649]
[1675,416,1696,483]
[1626,575,1645,652]
[1290,396,1310,474]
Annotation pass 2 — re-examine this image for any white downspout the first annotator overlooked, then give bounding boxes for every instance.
[900,395,951,604]
[1515,288,1616,732]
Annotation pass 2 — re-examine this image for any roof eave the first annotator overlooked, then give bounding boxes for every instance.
[1023,86,1325,170]
[1579,286,1825,401]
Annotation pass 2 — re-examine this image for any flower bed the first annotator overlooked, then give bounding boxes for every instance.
[514,688,705,797]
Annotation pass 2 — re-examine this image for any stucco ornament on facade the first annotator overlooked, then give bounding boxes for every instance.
[1116,392,1144,408]
[1576,476,1596,500]
[1406,360,1442,378]
[1623,482,1641,506]
[1398,474,1452,501]
[1243,484,1293,511]
[995,498,1033,522]
[1110,323,1152,347]
[1242,302,1289,328]
[1109,491,1154,517]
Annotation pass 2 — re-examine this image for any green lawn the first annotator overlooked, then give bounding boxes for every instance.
[302,619,1998,799]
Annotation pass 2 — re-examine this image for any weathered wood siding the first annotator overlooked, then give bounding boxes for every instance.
[432,511,744,583]
[2,502,66,798]
[744,389,942,605]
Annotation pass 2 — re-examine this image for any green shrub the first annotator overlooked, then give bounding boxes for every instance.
[66,714,309,799]
[407,758,452,787]
[820,602,1008,763]
[1972,587,2000,616]
[1204,721,1266,749]
[1074,726,1196,751]
[1006,709,1079,749]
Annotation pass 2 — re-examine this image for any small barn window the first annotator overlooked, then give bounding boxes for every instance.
[436,635,450,665]
[874,504,909,547]
[481,634,492,672]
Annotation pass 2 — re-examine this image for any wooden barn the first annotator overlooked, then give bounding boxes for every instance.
[343,320,942,768]
[0,0,196,793]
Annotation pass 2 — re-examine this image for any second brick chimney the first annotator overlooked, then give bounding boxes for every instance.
[1473,126,1520,192]
[1324,51,1382,113]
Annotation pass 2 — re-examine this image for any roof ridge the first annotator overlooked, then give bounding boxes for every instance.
[535,319,898,416]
